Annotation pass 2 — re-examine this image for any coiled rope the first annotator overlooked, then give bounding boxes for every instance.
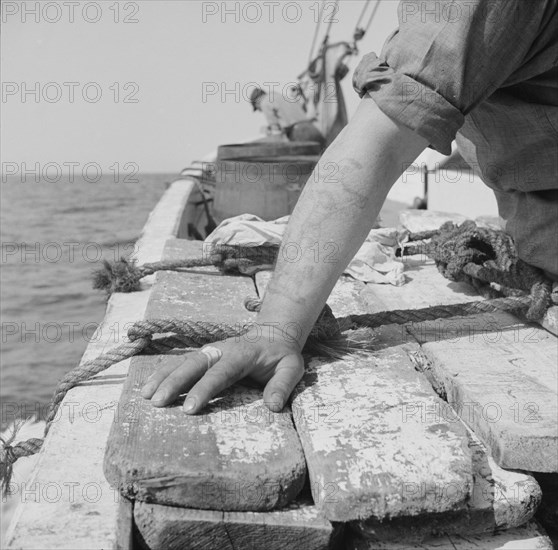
[397,221,553,320]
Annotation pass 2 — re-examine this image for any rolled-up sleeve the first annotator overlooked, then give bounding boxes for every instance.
[353,0,550,154]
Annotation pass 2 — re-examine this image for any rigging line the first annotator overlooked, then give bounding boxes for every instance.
[308,0,326,64]
[354,0,372,33]
[363,0,382,35]
[321,0,340,47]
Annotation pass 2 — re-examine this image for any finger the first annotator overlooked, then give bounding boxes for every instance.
[140,355,187,399]
[183,355,250,414]
[146,353,210,406]
[263,354,304,412]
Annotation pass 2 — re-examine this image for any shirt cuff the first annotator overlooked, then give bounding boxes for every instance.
[352,53,464,155]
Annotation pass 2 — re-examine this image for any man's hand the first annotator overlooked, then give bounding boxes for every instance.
[140,332,304,414]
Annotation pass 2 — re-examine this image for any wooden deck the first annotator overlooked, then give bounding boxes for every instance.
[6,182,556,549]
[106,231,555,548]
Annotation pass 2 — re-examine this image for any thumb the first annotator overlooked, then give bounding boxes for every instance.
[263,353,304,413]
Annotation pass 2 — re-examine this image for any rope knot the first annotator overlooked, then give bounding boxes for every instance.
[1,437,43,494]
[0,443,17,494]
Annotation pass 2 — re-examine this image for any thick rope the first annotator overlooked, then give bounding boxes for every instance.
[44,338,151,430]
[246,295,534,329]
[0,438,43,494]
[92,245,279,294]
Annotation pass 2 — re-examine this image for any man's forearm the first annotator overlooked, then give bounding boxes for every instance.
[256,97,428,346]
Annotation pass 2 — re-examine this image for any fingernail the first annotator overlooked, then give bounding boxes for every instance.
[183,397,197,414]
[151,390,167,403]
[141,383,155,398]
[271,393,283,411]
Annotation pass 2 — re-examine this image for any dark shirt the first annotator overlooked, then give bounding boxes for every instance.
[353,0,558,276]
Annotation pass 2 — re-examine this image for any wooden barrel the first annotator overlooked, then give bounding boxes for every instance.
[217,141,322,160]
[213,155,318,222]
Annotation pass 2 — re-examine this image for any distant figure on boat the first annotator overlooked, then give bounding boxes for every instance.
[249,87,326,147]
[249,41,353,150]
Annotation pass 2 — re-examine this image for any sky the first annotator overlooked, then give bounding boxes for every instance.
[1,1,399,174]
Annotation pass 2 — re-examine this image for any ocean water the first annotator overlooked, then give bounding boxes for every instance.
[0,174,172,429]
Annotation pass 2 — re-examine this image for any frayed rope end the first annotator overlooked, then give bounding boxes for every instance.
[92,258,144,294]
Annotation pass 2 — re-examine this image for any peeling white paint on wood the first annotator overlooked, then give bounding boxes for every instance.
[104,244,307,511]
[352,419,541,541]
[292,343,474,522]
[407,312,558,472]
[104,354,307,511]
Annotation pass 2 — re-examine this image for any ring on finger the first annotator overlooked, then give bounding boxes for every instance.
[199,346,223,372]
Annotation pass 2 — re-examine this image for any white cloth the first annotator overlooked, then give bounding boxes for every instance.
[204,214,406,286]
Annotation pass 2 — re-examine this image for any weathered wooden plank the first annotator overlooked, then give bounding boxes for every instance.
[148,240,255,323]
[291,325,474,522]
[406,312,558,472]
[134,493,338,550]
[104,262,307,511]
[258,273,478,523]
[362,216,558,473]
[261,272,543,535]
[352,424,541,542]
[277,275,476,522]
[105,355,307,511]
[541,305,558,337]
[347,521,553,549]
[360,257,484,313]
[535,474,558,550]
